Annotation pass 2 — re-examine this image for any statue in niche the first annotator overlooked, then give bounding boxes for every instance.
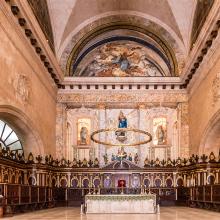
[116,147,127,161]
[134,153,139,164]
[115,111,127,142]
[118,111,127,128]
[79,126,88,145]
[103,153,108,165]
[128,153,132,161]
[156,125,166,145]
[111,153,116,161]
[82,158,88,167]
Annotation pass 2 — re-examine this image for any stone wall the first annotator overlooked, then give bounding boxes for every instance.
[189,57,220,156]
[0,5,57,156]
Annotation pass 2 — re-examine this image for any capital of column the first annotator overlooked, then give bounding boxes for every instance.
[97,103,106,109]
[137,103,146,109]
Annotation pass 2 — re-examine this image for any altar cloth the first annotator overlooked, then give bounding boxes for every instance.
[85,194,156,214]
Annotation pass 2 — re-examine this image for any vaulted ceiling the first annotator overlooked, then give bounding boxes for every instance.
[44,0,214,77]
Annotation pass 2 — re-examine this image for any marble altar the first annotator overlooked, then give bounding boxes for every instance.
[85,194,156,214]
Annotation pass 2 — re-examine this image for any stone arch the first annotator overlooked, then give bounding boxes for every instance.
[59,11,186,76]
[0,105,44,157]
[199,109,220,156]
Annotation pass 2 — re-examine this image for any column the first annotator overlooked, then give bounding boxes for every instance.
[24,170,28,185]
[216,170,219,184]
[36,172,40,186]
[68,173,71,187]
[138,104,147,166]
[183,174,187,187]
[204,172,207,185]
[162,174,165,187]
[97,104,106,166]
[56,103,67,159]
[198,172,201,186]
[79,174,82,188]
[177,103,189,158]
[173,172,177,187]
[57,174,60,187]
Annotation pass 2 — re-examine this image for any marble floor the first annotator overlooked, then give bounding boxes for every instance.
[2,207,220,220]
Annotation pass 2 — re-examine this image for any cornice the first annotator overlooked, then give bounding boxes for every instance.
[57,90,188,109]
[0,0,57,100]
[63,77,181,85]
[188,32,220,98]
[180,1,220,90]
[3,0,63,88]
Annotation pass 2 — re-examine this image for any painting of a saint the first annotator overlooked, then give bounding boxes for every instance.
[77,118,91,145]
[80,126,88,145]
[153,117,167,145]
[156,125,165,145]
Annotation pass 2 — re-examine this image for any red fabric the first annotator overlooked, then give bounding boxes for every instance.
[118,179,126,187]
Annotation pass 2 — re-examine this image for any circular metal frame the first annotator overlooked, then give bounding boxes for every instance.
[90,128,152,146]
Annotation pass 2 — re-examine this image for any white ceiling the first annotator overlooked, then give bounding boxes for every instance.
[47,0,197,58]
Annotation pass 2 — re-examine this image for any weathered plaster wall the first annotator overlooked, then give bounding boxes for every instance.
[189,58,220,156]
[0,8,57,156]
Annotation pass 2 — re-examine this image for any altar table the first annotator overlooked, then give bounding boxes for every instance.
[85,194,156,214]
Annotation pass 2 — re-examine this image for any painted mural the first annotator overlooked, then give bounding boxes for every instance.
[75,41,163,77]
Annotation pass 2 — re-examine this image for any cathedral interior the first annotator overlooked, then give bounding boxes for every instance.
[0,0,220,219]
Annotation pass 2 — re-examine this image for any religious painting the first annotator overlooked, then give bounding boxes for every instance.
[115,111,128,142]
[153,117,167,145]
[74,41,164,77]
[77,118,91,145]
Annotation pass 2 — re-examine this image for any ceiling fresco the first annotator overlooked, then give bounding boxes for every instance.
[74,41,164,77]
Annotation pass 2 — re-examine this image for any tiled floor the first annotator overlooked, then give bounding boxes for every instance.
[3,207,220,220]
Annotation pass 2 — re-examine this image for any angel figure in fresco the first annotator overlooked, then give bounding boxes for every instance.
[80,126,88,145]
[156,125,166,145]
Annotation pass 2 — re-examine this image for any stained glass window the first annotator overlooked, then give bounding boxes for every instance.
[0,120,23,153]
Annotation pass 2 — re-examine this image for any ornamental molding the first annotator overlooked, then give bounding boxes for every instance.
[212,72,220,106]
[10,73,31,104]
[57,91,188,106]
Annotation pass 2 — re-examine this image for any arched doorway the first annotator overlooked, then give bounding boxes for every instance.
[0,105,44,157]
[199,110,220,156]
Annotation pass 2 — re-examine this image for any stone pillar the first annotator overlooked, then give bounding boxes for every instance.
[97,104,106,166]
[183,174,187,187]
[173,172,177,187]
[162,174,165,187]
[177,102,189,158]
[57,174,60,187]
[67,173,71,187]
[138,104,147,166]
[56,103,67,159]
[216,170,219,184]
[198,172,201,186]
[204,172,207,185]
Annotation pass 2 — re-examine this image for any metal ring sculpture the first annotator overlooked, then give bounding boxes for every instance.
[90,128,152,147]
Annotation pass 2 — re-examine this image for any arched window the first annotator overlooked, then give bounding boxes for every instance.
[0,120,23,154]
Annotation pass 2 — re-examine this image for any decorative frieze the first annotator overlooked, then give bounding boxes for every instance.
[57,91,188,106]
[212,73,220,106]
[10,73,31,104]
